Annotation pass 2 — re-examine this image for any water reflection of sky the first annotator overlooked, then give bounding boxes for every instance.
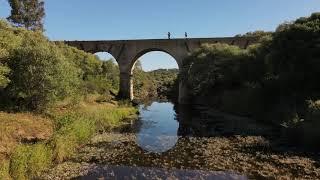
[136,102,179,153]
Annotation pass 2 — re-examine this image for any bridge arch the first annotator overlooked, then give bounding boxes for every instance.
[94,51,117,62]
[119,49,188,103]
[129,48,182,75]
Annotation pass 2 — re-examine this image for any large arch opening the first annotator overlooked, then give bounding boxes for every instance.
[131,51,180,153]
[130,50,180,102]
[83,52,119,100]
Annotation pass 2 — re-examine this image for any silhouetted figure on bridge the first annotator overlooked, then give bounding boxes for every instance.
[168,32,171,39]
[185,32,188,39]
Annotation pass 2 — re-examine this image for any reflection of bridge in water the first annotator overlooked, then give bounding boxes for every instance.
[57,37,257,104]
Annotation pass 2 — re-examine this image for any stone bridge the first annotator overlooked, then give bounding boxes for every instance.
[60,37,257,104]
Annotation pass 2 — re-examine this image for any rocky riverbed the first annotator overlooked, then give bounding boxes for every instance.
[41,133,320,180]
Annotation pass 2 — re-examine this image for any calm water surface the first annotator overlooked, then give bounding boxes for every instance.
[136,102,179,153]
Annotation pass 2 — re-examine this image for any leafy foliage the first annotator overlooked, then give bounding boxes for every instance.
[7,32,81,110]
[180,43,253,96]
[7,0,45,31]
[132,60,179,100]
[180,12,320,128]
[266,12,320,99]
[0,20,121,110]
[235,30,273,38]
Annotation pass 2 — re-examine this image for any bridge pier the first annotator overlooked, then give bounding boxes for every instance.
[118,72,191,104]
[118,72,133,100]
[178,81,191,104]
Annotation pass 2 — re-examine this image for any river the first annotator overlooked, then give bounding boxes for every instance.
[43,101,320,179]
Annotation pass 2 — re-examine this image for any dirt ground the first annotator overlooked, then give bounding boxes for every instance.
[0,112,53,161]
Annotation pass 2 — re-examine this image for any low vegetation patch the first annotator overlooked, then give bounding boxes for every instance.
[0,112,53,161]
[0,99,137,179]
[9,144,52,180]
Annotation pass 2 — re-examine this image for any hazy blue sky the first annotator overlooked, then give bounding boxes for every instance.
[1,0,319,71]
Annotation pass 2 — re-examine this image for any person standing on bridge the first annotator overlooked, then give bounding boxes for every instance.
[168,32,171,39]
[185,32,188,39]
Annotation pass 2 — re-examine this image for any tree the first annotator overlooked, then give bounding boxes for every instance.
[267,12,320,98]
[7,0,45,31]
[0,20,22,89]
[7,31,81,110]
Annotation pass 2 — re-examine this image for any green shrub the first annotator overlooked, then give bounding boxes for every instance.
[1,20,122,110]
[7,32,81,110]
[267,12,320,98]
[84,75,114,94]
[0,20,22,90]
[180,43,252,96]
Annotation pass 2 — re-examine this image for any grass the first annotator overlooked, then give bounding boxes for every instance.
[0,97,138,179]
[9,144,52,180]
[50,101,138,162]
[51,115,96,163]
[0,112,53,162]
[0,160,10,180]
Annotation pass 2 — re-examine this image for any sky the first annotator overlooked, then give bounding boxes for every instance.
[1,0,319,71]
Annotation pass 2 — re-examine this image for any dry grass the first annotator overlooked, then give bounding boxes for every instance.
[0,97,137,179]
[0,112,53,161]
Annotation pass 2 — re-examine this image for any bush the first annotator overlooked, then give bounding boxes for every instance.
[179,13,320,129]
[0,20,22,89]
[180,43,252,96]
[267,12,320,98]
[1,20,121,110]
[6,32,81,110]
[84,75,114,94]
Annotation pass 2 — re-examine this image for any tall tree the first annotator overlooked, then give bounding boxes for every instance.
[7,0,45,31]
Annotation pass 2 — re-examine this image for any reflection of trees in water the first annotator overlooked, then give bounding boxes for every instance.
[175,104,197,136]
[175,102,278,138]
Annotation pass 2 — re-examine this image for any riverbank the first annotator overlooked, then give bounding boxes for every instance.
[0,99,138,179]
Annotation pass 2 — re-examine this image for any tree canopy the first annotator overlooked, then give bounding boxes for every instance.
[7,0,45,31]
